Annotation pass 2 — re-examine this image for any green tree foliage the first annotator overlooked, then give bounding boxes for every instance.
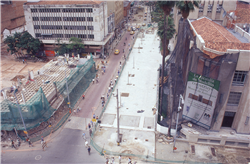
[66,37,85,56]
[157,14,176,41]
[4,31,41,56]
[176,1,199,19]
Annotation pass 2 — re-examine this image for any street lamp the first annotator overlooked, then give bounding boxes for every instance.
[173,95,184,152]
[113,89,121,145]
[14,89,29,138]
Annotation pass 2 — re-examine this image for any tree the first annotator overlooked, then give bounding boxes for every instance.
[176,1,199,19]
[156,1,176,136]
[67,37,85,56]
[4,31,41,57]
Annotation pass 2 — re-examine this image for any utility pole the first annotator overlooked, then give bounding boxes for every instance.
[116,89,120,145]
[173,95,183,152]
[64,69,71,109]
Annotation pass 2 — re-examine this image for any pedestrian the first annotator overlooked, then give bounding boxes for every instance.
[73,109,76,115]
[41,140,48,151]
[88,146,91,155]
[96,116,99,120]
[85,140,89,148]
[90,120,93,127]
[119,155,121,164]
[89,128,92,137]
[17,139,21,147]
[67,58,69,64]
[82,94,85,99]
[93,113,96,119]
[72,54,74,60]
[115,79,117,83]
[27,138,33,147]
[120,64,121,69]
[23,59,25,64]
[11,140,16,149]
[128,157,132,164]
[118,70,120,76]
[106,158,109,164]
[82,132,86,140]
[92,79,95,84]
[24,59,27,64]
[111,157,115,164]
[128,43,130,47]
[107,93,109,99]
[102,101,104,107]
[108,87,111,93]
[104,68,106,73]
[88,123,91,129]
[124,55,126,60]
[111,85,113,90]
[77,107,80,113]
[102,71,104,75]
[96,78,99,83]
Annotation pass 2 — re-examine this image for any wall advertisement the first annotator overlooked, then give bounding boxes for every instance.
[183,72,220,129]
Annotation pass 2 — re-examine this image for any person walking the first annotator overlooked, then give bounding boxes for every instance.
[89,128,92,137]
[119,155,121,164]
[88,123,91,129]
[85,140,89,148]
[87,146,91,155]
[17,139,21,147]
[27,138,33,147]
[128,157,132,164]
[11,140,16,149]
[82,132,86,140]
[92,79,95,84]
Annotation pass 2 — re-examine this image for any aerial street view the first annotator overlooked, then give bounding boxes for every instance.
[1,0,250,163]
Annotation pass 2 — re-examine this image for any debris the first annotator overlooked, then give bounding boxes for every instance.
[158,139,163,142]
[188,122,192,127]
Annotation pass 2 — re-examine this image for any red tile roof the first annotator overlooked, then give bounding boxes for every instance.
[26,0,103,5]
[191,17,250,58]
[235,1,250,24]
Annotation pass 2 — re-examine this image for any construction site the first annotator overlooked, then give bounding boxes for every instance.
[1,54,96,141]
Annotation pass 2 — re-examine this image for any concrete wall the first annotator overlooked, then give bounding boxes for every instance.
[23,5,35,38]
[2,26,26,39]
[234,25,250,42]
[232,71,250,134]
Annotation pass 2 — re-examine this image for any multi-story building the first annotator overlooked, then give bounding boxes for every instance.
[105,0,124,28]
[173,0,237,32]
[23,1,113,56]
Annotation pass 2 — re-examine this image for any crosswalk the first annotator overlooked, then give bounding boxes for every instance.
[64,116,92,130]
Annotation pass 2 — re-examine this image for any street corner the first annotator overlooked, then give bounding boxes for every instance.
[93,127,155,157]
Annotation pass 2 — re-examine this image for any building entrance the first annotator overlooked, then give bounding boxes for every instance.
[222,112,235,127]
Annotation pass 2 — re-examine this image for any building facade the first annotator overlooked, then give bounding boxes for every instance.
[23,1,113,56]
[172,0,239,46]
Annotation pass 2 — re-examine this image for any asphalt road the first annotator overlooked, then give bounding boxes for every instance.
[1,129,104,163]
[78,30,136,119]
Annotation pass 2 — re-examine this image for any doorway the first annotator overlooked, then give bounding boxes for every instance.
[222,111,235,127]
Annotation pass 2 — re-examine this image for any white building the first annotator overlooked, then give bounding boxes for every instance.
[23,1,113,55]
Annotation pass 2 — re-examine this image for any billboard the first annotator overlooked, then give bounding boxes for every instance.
[183,72,220,129]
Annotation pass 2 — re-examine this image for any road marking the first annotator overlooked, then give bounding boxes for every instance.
[35,155,42,160]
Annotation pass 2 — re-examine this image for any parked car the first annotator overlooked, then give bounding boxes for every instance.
[130,31,135,35]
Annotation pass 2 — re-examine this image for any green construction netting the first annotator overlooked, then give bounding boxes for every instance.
[54,55,96,109]
[1,55,96,132]
[1,87,56,131]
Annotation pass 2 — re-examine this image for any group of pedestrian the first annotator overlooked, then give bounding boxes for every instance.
[41,136,48,151]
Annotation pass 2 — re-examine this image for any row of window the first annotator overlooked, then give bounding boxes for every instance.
[32,17,93,22]
[35,33,94,39]
[34,25,94,30]
[31,8,93,13]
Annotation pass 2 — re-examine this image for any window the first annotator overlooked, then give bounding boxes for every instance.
[53,34,63,38]
[87,17,93,21]
[227,92,242,106]
[31,8,38,12]
[87,26,94,30]
[232,71,248,86]
[88,34,94,39]
[32,17,39,21]
[34,25,40,29]
[86,8,93,12]
[216,4,222,13]
[35,33,41,37]
[78,34,87,38]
